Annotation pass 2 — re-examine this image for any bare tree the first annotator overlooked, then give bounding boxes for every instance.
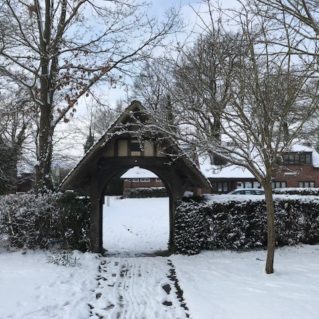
[172,30,244,146]
[0,0,179,191]
[144,0,319,274]
[133,58,179,134]
[0,82,34,193]
[205,4,318,274]
[251,0,319,57]
[91,102,123,138]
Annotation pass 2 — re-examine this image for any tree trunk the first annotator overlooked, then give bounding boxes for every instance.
[35,98,54,192]
[8,150,18,193]
[264,180,276,274]
[35,121,53,192]
[35,0,54,192]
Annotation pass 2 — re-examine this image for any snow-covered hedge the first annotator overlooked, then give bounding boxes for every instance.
[174,200,208,255]
[273,188,319,195]
[174,198,319,255]
[0,192,90,251]
[124,187,167,198]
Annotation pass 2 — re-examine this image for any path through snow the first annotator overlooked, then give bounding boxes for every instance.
[103,197,169,255]
[88,256,190,319]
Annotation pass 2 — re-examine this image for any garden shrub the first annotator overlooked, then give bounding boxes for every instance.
[174,200,208,255]
[0,192,90,251]
[174,197,319,255]
[47,250,79,267]
[124,187,167,198]
[273,188,319,195]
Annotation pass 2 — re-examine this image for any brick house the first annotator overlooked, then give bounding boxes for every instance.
[272,144,319,188]
[120,144,319,194]
[199,157,260,193]
[121,166,164,195]
[202,144,319,193]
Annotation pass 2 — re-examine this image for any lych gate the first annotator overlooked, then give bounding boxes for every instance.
[61,101,210,253]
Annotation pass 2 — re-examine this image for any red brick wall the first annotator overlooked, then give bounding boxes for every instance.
[123,178,164,190]
[274,165,319,187]
[122,164,319,194]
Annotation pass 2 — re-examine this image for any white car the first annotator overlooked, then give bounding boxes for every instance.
[228,188,265,195]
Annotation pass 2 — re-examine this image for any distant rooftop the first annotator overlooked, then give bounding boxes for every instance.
[121,167,158,179]
[289,144,319,167]
[198,157,254,179]
[120,143,319,180]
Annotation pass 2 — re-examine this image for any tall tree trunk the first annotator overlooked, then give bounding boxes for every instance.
[35,0,54,192]
[8,151,18,193]
[264,179,276,274]
[36,118,53,192]
[213,114,222,144]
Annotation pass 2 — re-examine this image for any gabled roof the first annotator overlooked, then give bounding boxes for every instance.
[60,100,210,191]
[289,143,319,168]
[199,156,255,179]
[121,167,158,179]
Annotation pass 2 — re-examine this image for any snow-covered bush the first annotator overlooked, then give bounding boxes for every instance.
[124,187,167,198]
[0,192,90,251]
[47,251,79,267]
[174,200,208,255]
[174,198,319,254]
[273,188,319,195]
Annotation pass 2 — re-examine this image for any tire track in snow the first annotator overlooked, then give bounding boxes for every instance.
[89,257,190,319]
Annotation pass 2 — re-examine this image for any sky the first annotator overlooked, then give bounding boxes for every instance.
[74,0,241,108]
[54,0,242,164]
[100,0,240,106]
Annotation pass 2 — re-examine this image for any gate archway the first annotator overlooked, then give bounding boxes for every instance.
[60,101,210,253]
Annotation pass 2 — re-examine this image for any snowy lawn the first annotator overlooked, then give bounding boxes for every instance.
[0,250,99,319]
[103,197,169,255]
[172,245,319,319]
[1,197,319,319]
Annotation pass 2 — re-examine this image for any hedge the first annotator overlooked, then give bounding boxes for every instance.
[124,187,167,198]
[0,192,90,251]
[273,188,319,195]
[174,197,319,255]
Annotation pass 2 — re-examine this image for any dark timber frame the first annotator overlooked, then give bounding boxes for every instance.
[60,101,210,253]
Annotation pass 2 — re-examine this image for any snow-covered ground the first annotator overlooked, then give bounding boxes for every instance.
[103,197,169,255]
[1,198,319,319]
[205,193,319,203]
[89,256,190,319]
[172,245,319,319]
[0,250,99,319]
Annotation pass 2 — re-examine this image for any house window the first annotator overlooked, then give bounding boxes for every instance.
[298,181,315,188]
[156,178,162,182]
[216,182,229,193]
[282,152,312,165]
[131,140,141,152]
[117,139,128,157]
[244,181,253,188]
[272,181,287,188]
[253,181,261,188]
[140,178,150,182]
[132,178,139,182]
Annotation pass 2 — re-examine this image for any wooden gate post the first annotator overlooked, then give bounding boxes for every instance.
[168,195,176,253]
[89,181,103,253]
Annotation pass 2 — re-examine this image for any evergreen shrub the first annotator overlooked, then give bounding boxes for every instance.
[0,192,90,251]
[124,187,167,198]
[174,198,319,255]
[273,188,319,195]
